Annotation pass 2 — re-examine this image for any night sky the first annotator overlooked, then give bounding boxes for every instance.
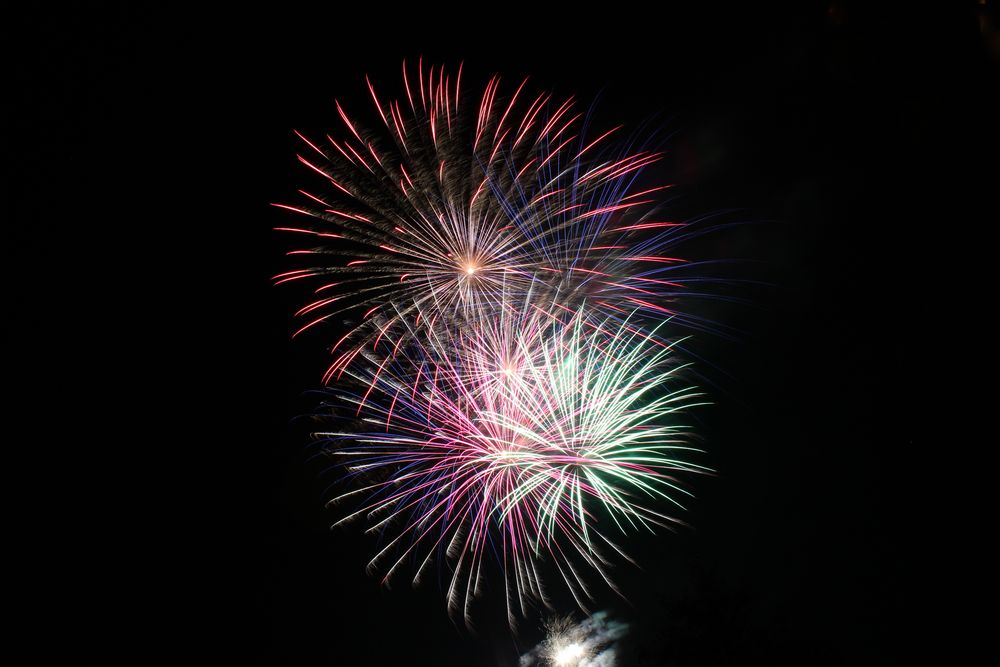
[14,3,997,665]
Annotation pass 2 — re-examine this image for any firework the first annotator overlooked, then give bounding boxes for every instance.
[321,306,709,624]
[276,62,717,625]
[518,612,628,666]
[275,61,712,383]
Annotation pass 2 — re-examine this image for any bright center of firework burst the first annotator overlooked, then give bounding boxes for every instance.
[465,264,478,275]
[489,446,527,464]
[552,643,585,665]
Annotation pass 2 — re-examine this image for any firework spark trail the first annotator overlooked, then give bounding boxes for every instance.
[277,62,718,624]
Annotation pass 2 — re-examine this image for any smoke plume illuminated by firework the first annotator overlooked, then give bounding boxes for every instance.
[518,612,628,666]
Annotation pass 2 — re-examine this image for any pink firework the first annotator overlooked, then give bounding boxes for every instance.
[323,304,708,625]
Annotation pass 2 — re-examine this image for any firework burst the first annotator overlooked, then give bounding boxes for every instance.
[276,62,718,625]
[322,306,709,624]
[275,61,714,384]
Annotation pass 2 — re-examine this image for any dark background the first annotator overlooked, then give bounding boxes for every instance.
[13,2,997,664]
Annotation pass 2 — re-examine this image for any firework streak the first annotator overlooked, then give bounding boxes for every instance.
[276,61,713,625]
